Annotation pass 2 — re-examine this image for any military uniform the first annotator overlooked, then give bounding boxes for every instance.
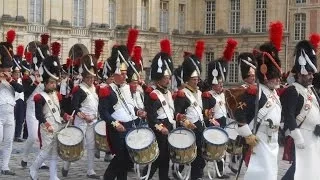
[0,30,24,175]
[282,40,320,180]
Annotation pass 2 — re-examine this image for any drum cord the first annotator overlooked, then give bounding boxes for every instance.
[174,163,191,180]
[134,163,151,180]
[207,159,225,180]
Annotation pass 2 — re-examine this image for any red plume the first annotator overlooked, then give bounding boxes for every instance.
[195,40,205,60]
[51,42,61,57]
[6,30,16,44]
[66,58,73,68]
[132,46,142,68]
[97,61,103,69]
[160,39,171,56]
[25,52,33,64]
[95,39,104,59]
[126,28,139,56]
[269,21,283,52]
[41,34,50,45]
[16,45,24,57]
[309,33,320,51]
[223,38,238,62]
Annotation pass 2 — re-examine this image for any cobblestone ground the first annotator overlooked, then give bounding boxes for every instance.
[0,140,290,180]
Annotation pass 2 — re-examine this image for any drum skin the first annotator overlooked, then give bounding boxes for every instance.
[202,127,228,161]
[125,127,159,165]
[94,120,110,152]
[168,128,197,165]
[57,126,84,162]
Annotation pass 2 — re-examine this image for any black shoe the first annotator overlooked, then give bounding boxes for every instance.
[1,170,15,176]
[87,174,100,179]
[216,174,230,179]
[94,151,100,159]
[14,137,24,142]
[62,167,68,177]
[228,164,238,174]
[39,165,49,170]
[21,160,27,168]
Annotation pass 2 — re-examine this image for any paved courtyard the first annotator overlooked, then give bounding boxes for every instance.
[0,140,290,180]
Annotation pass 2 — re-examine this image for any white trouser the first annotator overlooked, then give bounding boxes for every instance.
[63,117,96,175]
[22,107,39,162]
[30,122,61,180]
[0,104,15,171]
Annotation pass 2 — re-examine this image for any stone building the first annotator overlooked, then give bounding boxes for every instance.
[0,0,318,84]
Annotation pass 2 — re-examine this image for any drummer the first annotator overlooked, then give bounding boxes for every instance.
[174,40,206,180]
[29,42,73,180]
[62,53,101,179]
[99,44,147,180]
[141,39,175,180]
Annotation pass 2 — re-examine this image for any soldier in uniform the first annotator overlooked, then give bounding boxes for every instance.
[174,44,206,180]
[59,58,73,115]
[62,40,104,179]
[29,42,73,180]
[142,39,174,180]
[281,40,320,180]
[13,45,26,142]
[99,44,146,180]
[238,52,256,88]
[234,22,283,180]
[0,30,24,176]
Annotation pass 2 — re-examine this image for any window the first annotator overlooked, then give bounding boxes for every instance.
[296,0,306,3]
[73,0,85,27]
[205,52,215,78]
[255,0,267,33]
[29,0,43,24]
[230,0,240,34]
[178,4,186,33]
[141,0,148,30]
[205,0,216,35]
[109,0,116,29]
[160,1,169,33]
[294,13,306,41]
[227,52,239,83]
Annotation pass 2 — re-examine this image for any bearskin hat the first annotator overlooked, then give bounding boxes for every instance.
[238,52,256,80]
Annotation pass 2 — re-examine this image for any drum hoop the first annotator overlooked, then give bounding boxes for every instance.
[57,125,84,142]
[202,126,229,146]
[168,127,196,150]
[125,127,156,151]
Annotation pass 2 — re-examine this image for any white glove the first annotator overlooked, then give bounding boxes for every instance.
[290,129,305,149]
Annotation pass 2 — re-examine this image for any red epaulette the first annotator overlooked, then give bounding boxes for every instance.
[149,91,158,101]
[202,91,212,98]
[277,87,287,96]
[34,93,42,102]
[99,86,111,98]
[177,90,185,98]
[145,86,154,94]
[71,86,79,94]
[56,92,62,101]
[246,85,257,95]
[172,92,177,100]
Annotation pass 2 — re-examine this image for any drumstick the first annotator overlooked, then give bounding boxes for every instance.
[64,110,75,129]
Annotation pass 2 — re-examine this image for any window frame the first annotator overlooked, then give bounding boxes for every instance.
[294,13,306,41]
[29,0,43,24]
[205,0,216,35]
[230,0,240,34]
[255,0,267,33]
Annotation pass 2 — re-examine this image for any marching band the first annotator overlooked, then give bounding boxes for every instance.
[0,20,320,180]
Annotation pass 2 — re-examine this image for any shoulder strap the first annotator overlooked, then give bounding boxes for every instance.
[40,92,61,123]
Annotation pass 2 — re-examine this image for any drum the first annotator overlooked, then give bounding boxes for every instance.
[224,87,247,118]
[202,126,229,161]
[57,126,84,162]
[225,121,243,155]
[168,128,197,165]
[125,127,159,165]
[94,120,110,152]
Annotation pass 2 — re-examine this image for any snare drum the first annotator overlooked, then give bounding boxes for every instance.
[57,126,84,162]
[168,128,197,165]
[225,121,243,155]
[94,120,110,152]
[202,126,229,161]
[125,127,159,165]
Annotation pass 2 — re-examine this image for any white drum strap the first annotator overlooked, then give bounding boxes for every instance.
[183,88,203,121]
[80,83,98,102]
[110,84,136,119]
[153,90,175,126]
[40,92,61,123]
